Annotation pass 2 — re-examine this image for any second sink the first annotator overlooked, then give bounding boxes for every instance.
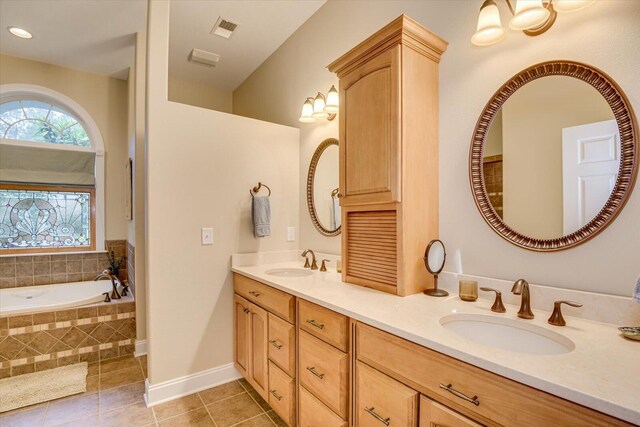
[440,313,575,355]
[265,268,313,278]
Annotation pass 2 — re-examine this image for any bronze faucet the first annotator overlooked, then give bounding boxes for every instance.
[511,279,534,319]
[301,249,318,270]
[548,300,583,326]
[95,269,121,300]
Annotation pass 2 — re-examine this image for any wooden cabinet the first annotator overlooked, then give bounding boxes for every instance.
[298,299,349,352]
[299,386,348,427]
[419,396,482,427]
[355,361,419,427]
[233,276,296,424]
[328,15,448,296]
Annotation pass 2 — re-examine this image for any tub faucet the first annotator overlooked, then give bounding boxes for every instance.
[301,249,318,270]
[511,279,534,319]
[95,269,121,300]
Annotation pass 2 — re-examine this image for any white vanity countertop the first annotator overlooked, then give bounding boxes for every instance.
[232,259,640,425]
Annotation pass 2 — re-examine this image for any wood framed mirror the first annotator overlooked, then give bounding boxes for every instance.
[470,61,638,251]
[307,138,340,237]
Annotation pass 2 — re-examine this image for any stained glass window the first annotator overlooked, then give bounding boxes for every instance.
[0,187,93,250]
[0,100,90,147]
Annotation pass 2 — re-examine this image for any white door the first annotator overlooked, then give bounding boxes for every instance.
[562,120,619,235]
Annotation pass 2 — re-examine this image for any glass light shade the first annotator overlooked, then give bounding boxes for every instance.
[7,26,33,39]
[509,0,551,30]
[312,92,328,118]
[553,0,595,12]
[471,0,506,46]
[325,85,339,113]
[298,98,315,123]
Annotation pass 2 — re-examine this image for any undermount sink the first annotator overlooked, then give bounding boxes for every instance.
[265,268,313,278]
[440,313,575,355]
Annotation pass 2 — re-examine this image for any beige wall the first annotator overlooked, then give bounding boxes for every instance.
[168,76,232,113]
[233,0,640,297]
[146,1,300,383]
[502,77,613,239]
[0,54,129,242]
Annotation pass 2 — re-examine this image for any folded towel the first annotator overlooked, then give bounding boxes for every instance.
[252,196,271,238]
[633,275,640,304]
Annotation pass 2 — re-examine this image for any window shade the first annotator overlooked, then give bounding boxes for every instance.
[0,144,96,186]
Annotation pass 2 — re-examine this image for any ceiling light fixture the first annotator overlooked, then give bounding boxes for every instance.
[471,0,596,46]
[7,26,32,39]
[299,85,338,123]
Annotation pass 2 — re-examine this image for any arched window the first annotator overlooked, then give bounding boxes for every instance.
[0,85,105,254]
[0,99,91,147]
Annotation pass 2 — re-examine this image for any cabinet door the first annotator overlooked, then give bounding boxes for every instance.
[340,45,401,206]
[419,396,482,427]
[233,294,250,378]
[248,301,269,399]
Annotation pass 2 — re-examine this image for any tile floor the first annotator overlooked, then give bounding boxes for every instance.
[0,355,286,427]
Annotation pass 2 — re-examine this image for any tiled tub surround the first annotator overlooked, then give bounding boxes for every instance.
[0,299,136,378]
[0,239,128,289]
[231,250,640,425]
[127,241,135,296]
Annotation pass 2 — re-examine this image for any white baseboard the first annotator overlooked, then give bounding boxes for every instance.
[134,340,148,357]
[144,363,241,407]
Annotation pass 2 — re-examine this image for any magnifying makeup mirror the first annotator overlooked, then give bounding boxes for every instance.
[423,239,448,297]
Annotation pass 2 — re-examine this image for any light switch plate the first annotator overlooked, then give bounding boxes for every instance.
[201,228,214,245]
[287,227,296,242]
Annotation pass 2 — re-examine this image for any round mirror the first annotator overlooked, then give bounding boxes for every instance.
[470,61,638,251]
[307,138,340,236]
[424,239,446,274]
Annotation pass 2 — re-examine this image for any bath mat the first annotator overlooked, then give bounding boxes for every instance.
[0,362,88,413]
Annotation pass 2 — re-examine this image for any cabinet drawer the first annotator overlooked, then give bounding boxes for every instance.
[299,385,347,427]
[234,273,295,323]
[299,299,349,351]
[356,322,628,427]
[420,396,482,427]
[268,361,295,426]
[355,361,418,427]
[268,313,295,376]
[299,330,349,419]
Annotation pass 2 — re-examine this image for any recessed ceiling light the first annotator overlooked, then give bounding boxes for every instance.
[7,26,32,39]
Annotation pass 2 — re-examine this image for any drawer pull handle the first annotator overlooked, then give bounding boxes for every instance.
[243,308,250,314]
[306,366,325,379]
[248,291,261,297]
[306,319,325,330]
[269,389,283,401]
[364,406,390,426]
[439,383,480,406]
[269,340,283,349]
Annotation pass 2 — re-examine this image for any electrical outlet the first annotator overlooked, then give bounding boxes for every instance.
[287,227,296,242]
[201,228,214,245]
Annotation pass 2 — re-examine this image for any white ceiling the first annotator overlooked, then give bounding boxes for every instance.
[0,0,147,80]
[169,0,326,92]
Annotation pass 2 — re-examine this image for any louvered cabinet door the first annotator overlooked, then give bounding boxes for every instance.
[344,209,398,294]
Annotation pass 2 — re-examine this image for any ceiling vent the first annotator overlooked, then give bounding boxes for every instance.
[211,17,239,39]
[188,49,220,67]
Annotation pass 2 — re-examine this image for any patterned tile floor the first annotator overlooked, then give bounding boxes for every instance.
[0,355,285,426]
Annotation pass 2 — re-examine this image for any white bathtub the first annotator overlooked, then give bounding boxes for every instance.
[0,281,118,316]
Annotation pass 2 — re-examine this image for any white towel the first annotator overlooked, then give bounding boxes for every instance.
[633,275,640,304]
[252,196,271,238]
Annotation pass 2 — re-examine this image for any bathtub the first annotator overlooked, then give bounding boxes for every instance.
[0,280,119,316]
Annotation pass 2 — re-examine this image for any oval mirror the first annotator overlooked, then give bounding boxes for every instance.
[307,138,340,236]
[470,61,638,251]
[424,239,446,274]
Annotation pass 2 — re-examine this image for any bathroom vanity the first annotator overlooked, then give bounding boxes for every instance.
[232,257,638,426]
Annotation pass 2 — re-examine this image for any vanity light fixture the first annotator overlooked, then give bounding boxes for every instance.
[471,0,596,46]
[7,26,32,39]
[298,85,338,123]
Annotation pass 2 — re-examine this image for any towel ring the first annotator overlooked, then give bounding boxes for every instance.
[250,182,271,197]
